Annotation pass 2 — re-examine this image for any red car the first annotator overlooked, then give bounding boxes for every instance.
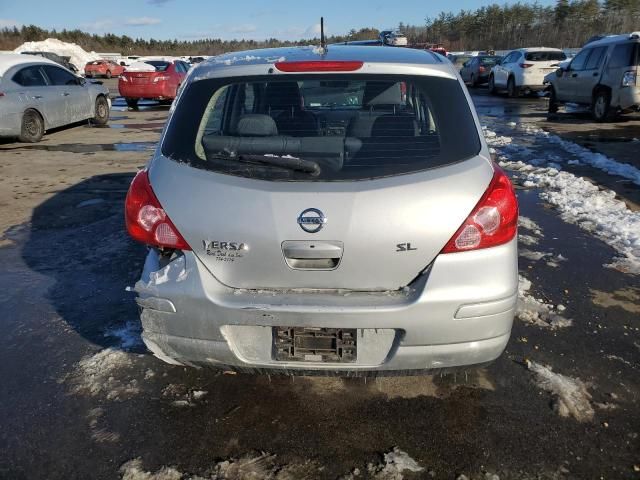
[85,60,125,79]
[118,59,190,109]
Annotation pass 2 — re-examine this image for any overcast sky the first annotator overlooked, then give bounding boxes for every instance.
[0,0,556,41]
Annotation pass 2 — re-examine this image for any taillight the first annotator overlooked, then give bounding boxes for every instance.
[153,75,170,83]
[442,167,518,253]
[274,61,364,72]
[478,66,486,73]
[125,170,191,250]
[120,75,129,82]
[519,63,533,68]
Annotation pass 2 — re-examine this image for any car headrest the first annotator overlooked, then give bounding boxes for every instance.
[363,82,403,106]
[265,82,303,109]
[237,114,278,136]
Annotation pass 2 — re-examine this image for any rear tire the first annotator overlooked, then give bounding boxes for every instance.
[18,109,44,143]
[93,96,110,125]
[592,90,613,122]
[105,70,112,79]
[548,86,559,114]
[125,97,139,109]
[488,75,497,95]
[507,77,518,98]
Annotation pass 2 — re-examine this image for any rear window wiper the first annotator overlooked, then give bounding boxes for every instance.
[207,152,321,176]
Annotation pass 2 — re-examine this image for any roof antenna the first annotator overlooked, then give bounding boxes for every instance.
[320,17,327,53]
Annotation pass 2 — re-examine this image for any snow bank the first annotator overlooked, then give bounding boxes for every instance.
[484,127,640,275]
[518,275,572,328]
[527,360,594,422]
[14,38,100,69]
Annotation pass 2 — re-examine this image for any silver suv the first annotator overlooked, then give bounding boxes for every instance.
[126,46,519,374]
[548,32,639,121]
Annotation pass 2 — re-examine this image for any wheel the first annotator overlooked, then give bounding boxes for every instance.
[93,96,110,125]
[125,97,139,109]
[488,75,497,94]
[548,86,559,113]
[105,70,112,79]
[592,90,613,122]
[18,109,44,143]
[470,74,477,88]
[507,77,519,98]
[86,73,92,79]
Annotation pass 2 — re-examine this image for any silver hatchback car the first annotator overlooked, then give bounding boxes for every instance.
[127,46,519,374]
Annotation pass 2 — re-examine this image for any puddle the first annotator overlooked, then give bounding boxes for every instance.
[87,122,164,130]
[2,142,156,153]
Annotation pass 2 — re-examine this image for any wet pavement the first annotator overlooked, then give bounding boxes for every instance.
[0,81,639,479]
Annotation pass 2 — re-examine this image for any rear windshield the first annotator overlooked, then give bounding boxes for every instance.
[480,56,501,66]
[525,51,567,61]
[145,61,170,71]
[608,42,639,68]
[162,74,481,182]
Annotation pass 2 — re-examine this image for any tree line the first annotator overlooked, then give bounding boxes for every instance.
[0,25,379,56]
[401,0,640,51]
[0,1,638,56]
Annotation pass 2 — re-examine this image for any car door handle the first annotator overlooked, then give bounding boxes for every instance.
[593,72,599,76]
[62,92,70,96]
[571,73,578,77]
[32,95,43,99]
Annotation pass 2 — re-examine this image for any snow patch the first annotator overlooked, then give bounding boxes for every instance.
[14,38,100,70]
[497,156,640,275]
[104,320,143,350]
[527,360,594,422]
[518,216,543,237]
[125,61,157,72]
[517,275,572,329]
[367,448,423,480]
[120,459,182,480]
[515,123,640,186]
[136,253,190,293]
[67,348,140,400]
[120,454,320,480]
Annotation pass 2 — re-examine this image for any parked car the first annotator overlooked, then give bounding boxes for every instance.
[118,59,189,108]
[547,32,639,121]
[84,59,125,78]
[460,55,502,86]
[20,51,77,72]
[0,54,110,142]
[379,30,408,47]
[126,46,518,374]
[489,47,567,97]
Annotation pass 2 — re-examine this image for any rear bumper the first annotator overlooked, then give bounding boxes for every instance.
[134,237,518,373]
[618,86,640,110]
[119,82,175,100]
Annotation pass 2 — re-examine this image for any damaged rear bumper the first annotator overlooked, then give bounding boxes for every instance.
[134,240,517,374]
